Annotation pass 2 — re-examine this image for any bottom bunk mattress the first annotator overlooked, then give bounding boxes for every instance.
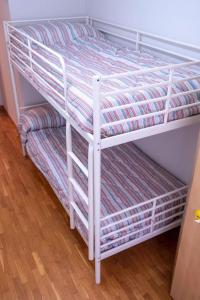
[25,125,187,253]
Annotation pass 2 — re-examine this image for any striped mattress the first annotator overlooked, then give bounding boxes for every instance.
[11,22,200,137]
[22,106,187,251]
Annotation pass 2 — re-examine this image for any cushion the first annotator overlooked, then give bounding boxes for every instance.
[18,21,105,47]
[19,103,66,144]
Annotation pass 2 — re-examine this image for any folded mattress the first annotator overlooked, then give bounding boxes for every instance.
[25,125,186,252]
[11,29,200,137]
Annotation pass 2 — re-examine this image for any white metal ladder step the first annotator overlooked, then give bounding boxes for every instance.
[68,151,88,177]
[71,201,89,230]
[69,177,89,205]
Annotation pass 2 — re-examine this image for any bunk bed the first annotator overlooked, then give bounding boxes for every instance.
[4,16,200,283]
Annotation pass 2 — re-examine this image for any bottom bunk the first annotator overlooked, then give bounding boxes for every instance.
[20,104,188,256]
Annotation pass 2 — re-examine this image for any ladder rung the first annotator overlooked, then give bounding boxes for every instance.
[71,201,88,230]
[68,151,88,178]
[70,178,89,205]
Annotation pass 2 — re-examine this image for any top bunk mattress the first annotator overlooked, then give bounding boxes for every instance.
[10,21,200,137]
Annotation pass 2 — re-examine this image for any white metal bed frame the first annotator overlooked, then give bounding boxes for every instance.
[4,16,200,283]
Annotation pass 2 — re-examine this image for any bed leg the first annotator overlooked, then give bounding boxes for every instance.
[22,143,27,157]
[66,121,75,230]
[88,143,94,261]
[95,258,101,284]
[94,141,101,284]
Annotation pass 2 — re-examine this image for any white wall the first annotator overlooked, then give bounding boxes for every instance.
[87,0,200,183]
[9,0,86,20]
[87,0,200,46]
[135,124,200,183]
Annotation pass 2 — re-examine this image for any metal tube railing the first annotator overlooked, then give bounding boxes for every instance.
[92,17,200,61]
[93,60,200,135]
[100,225,152,249]
[101,60,200,81]
[9,33,64,74]
[101,217,152,240]
[101,186,187,223]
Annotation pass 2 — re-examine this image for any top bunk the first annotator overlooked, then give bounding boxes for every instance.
[4,16,200,147]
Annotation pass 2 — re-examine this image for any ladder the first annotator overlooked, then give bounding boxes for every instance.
[66,121,94,261]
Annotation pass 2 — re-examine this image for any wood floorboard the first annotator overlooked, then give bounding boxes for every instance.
[0,111,178,299]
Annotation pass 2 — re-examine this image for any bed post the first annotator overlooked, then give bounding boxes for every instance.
[3,21,26,156]
[135,31,141,52]
[86,16,90,25]
[93,76,102,284]
[66,121,76,229]
[88,142,94,261]
[4,21,20,123]
[164,67,174,123]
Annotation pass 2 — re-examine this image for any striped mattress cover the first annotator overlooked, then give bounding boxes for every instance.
[19,103,65,145]
[11,25,200,137]
[23,110,187,252]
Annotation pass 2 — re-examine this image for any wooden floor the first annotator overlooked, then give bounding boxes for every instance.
[0,110,178,300]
